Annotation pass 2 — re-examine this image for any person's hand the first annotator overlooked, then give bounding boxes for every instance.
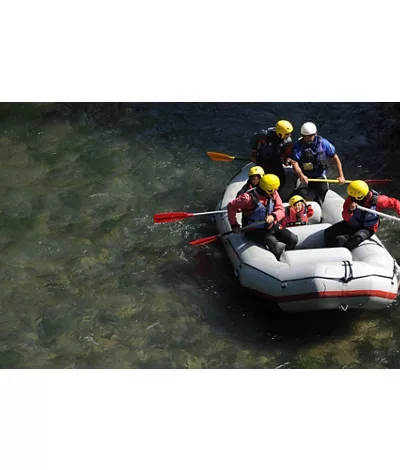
[349,202,357,212]
[300,175,309,185]
[306,204,314,217]
[232,224,241,234]
[337,175,346,184]
[265,215,274,225]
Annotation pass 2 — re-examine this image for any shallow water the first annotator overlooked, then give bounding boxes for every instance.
[1,102,400,368]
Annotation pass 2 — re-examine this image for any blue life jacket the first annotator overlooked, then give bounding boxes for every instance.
[247,189,275,229]
[348,190,380,229]
[300,135,330,176]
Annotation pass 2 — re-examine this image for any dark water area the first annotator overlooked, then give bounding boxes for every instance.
[1,102,400,369]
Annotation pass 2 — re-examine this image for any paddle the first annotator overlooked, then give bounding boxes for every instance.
[154,209,227,224]
[308,178,392,185]
[207,151,252,162]
[207,153,392,186]
[357,205,400,223]
[189,220,267,246]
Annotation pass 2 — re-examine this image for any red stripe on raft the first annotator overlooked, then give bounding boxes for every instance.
[242,287,398,303]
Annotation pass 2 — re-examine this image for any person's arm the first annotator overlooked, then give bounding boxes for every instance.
[323,138,345,183]
[306,204,314,218]
[250,131,267,162]
[281,207,290,228]
[290,144,308,183]
[291,160,308,184]
[270,192,286,223]
[281,142,293,166]
[342,197,356,221]
[228,194,251,231]
[332,154,345,183]
[376,195,400,215]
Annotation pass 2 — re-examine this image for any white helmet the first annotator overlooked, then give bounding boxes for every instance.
[300,122,317,136]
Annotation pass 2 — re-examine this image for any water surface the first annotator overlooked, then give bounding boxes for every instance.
[1,102,399,368]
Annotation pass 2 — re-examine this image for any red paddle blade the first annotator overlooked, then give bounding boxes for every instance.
[365,179,392,185]
[153,212,193,223]
[189,235,219,246]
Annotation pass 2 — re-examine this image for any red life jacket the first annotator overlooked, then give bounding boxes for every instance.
[284,206,308,227]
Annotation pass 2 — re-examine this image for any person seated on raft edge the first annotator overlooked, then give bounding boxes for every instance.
[324,180,400,251]
[236,166,265,197]
[289,121,346,206]
[227,173,298,260]
[281,195,314,228]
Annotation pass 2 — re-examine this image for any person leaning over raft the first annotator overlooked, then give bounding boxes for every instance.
[236,166,265,197]
[227,174,298,260]
[250,120,294,192]
[324,180,400,251]
[281,195,314,228]
[290,122,346,206]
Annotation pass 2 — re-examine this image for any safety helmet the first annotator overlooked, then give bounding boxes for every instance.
[276,120,293,138]
[248,166,265,178]
[347,180,369,200]
[300,122,317,136]
[289,195,306,207]
[259,174,280,194]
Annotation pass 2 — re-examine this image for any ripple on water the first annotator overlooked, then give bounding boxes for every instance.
[1,103,400,368]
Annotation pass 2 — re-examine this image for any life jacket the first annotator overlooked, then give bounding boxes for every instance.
[348,190,380,229]
[299,135,330,175]
[251,128,290,161]
[245,188,275,229]
[284,206,308,227]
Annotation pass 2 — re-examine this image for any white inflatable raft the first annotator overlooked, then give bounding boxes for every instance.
[214,164,400,313]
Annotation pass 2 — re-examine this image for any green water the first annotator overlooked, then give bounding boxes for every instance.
[1,102,399,368]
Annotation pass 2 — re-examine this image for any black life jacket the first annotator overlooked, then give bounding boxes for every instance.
[251,128,289,161]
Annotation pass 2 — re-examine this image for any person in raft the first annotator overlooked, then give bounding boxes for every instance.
[290,121,346,206]
[324,180,400,251]
[227,173,298,259]
[281,195,314,228]
[236,166,265,197]
[250,120,294,192]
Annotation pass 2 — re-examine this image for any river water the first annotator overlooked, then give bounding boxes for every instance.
[1,102,400,369]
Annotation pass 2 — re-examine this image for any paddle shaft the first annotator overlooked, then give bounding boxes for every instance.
[308,178,391,184]
[154,209,227,223]
[189,220,268,246]
[222,219,267,236]
[191,210,227,216]
[229,156,252,161]
[357,205,400,223]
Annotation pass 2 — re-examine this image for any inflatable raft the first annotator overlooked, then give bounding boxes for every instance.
[214,164,400,313]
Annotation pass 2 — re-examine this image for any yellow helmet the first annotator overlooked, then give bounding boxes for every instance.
[347,180,369,200]
[276,120,293,138]
[289,195,306,207]
[259,174,280,194]
[248,166,265,178]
